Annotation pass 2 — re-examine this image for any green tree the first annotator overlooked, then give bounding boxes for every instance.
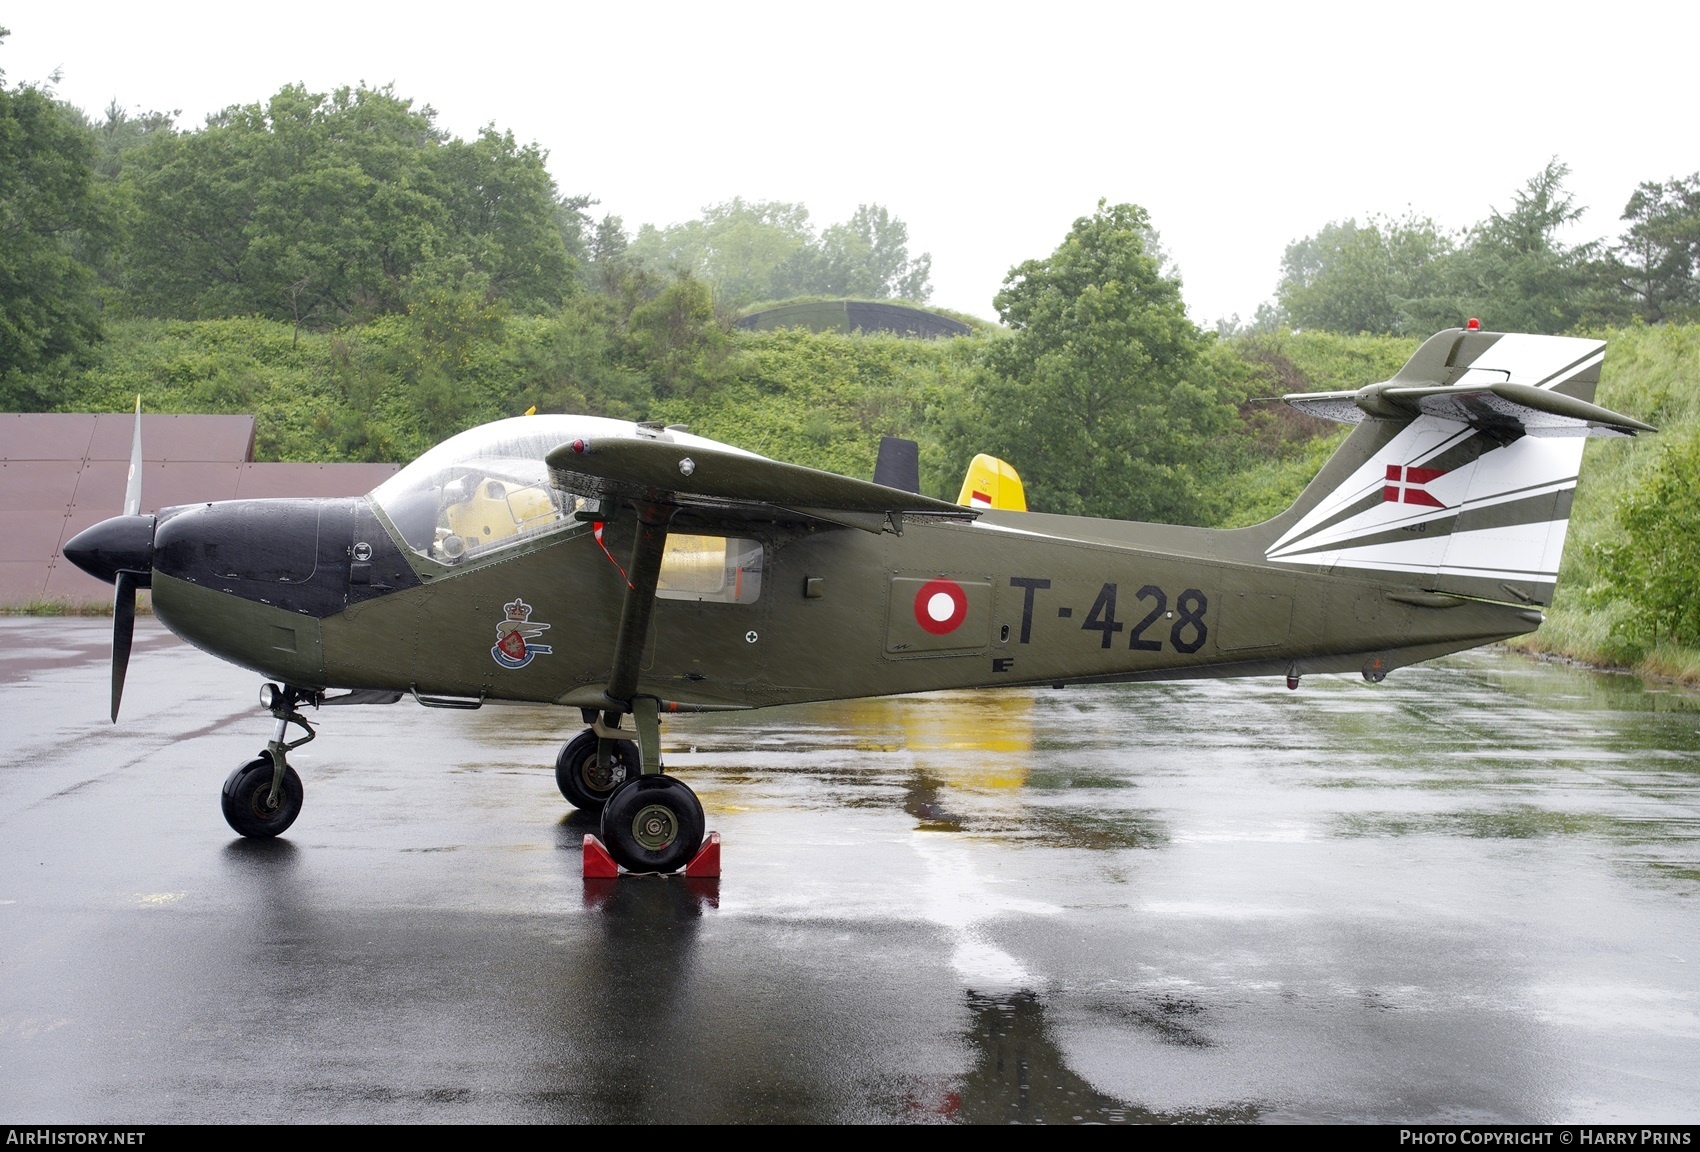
[1276,214,1453,335]
[623,273,725,397]
[116,84,571,325]
[554,192,595,267]
[1602,426,1700,647]
[431,126,573,311]
[1610,175,1700,324]
[783,203,933,301]
[90,99,176,180]
[626,199,934,308]
[586,212,631,292]
[0,29,113,385]
[509,291,651,422]
[628,198,814,307]
[394,261,507,444]
[950,201,1231,521]
[1405,160,1603,334]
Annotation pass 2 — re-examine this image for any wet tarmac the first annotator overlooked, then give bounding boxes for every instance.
[2,616,1698,1124]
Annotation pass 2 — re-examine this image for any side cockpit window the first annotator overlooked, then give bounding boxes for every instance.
[435,476,579,561]
[382,465,589,564]
[657,534,763,603]
[369,417,603,565]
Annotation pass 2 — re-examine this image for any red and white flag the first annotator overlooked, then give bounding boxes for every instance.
[1384,464,1448,508]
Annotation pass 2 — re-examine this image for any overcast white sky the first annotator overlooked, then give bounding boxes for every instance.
[5,2,1694,325]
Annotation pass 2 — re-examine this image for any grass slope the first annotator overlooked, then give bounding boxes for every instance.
[1507,323,1700,680]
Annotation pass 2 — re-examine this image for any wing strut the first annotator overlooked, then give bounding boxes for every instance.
[596,501,676,775]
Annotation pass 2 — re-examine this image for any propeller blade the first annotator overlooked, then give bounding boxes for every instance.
[111,571,136,722]
[123,395,143,518]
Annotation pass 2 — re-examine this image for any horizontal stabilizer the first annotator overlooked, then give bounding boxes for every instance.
[1287,380,1653,439]
[546,436,975,531]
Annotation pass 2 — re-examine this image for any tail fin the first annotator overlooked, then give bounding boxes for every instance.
[1260,328,1649,606]
[957,453,1028,511]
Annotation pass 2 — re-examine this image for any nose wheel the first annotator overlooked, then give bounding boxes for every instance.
[222,682,316,839]
[222,754,304,837]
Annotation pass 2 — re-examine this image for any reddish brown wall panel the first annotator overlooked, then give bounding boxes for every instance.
[0,511,74,564]
[84,414,256,462]
[0,562,50,604]
[0,461,84,512]
[41,561,116,605]
[235,463,398,499]
[0,414,97,461]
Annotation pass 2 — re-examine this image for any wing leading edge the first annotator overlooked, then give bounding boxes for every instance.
[545,435,977,533]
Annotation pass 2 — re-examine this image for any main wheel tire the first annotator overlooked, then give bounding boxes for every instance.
[221,753,304,838]
[601,775,705,873]
[555,731,637,812]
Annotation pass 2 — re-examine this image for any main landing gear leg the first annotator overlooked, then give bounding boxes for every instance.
[581,501,709,874]
[222,683,315,838]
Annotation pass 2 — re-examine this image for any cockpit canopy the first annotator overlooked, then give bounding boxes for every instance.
[368,415,758,567]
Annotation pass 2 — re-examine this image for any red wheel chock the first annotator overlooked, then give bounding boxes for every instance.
[583,831,721,879]
[582,834,620,878]
[686,831,721,877]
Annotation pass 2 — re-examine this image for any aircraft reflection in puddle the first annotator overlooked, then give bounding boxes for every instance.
[569,874,1258,1125]
[903,990,1262,1125]
[827,690,1166,849]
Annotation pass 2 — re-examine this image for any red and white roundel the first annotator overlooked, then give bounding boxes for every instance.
[913,578,969,635]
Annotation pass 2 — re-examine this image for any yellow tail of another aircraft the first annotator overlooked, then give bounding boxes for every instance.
[956,454,1027,512]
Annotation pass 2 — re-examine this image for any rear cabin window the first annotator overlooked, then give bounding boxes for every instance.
[656,535,762,604]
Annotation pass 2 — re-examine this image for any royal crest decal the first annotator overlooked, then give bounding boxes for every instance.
[491,598,554,670]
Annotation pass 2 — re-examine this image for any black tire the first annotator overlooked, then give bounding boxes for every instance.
[601,775,705,874]
[221,753,304,838]
[555,731,637,812]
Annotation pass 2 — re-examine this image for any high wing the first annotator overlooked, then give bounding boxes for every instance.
[545,434,977,533]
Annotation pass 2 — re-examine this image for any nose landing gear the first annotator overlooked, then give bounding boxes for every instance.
[222,755,304,838]
[222,683,316,838]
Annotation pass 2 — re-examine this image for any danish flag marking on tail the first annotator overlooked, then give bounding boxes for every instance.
[1384,464,1449,508]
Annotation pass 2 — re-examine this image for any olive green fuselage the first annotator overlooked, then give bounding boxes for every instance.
[151,500,1538,709]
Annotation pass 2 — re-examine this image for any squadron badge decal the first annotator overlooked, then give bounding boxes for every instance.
[491,598,554,669]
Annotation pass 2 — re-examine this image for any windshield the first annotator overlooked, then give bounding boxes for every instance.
[369,415,753,564]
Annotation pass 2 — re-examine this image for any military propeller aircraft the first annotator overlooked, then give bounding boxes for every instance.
[62,325,1652,873]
